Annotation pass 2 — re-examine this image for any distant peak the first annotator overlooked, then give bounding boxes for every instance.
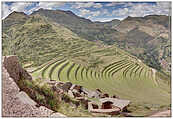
[5,11,28,19]
[9,11,27,16]
[65,10,76,16]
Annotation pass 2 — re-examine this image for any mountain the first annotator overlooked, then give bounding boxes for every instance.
[114,15,171,74]
[31,9,171,74]
[2,11,29,30]
[31,8,122,45]
[2,10,171,116]
[94,19,120,28]
[2,12,98,66]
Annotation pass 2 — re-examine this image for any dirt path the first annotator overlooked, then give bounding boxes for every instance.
[150,110,171,117]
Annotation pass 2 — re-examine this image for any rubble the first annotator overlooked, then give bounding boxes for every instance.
[61,82,72,92]
[68,90,74,98]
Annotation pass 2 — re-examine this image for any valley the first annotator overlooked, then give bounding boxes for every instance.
[2,9,171,117]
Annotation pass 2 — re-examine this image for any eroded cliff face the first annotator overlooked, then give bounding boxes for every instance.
[2,56,66,117]
[3,56,32,81]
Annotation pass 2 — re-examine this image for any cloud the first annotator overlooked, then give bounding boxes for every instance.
[10,2,34,12]
[37,2,65,10]
[27,2,65,14]
[110,2,171,19]
[2,3,11,19]
[79,9,90,16]
[2,2,65,19]
[71,2,102,9]
[2,2,35,19]
[102,9,109,15]
[2,2,171,21]
[105,2,126,7]
[79,9,101,18]
[92,11,100,17]
[93,17,116,22]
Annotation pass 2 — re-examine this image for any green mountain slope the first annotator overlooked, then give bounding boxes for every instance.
[2,11,171,116]
[115,15,171,74]
[31,9,171,75]
[31,8,122,45]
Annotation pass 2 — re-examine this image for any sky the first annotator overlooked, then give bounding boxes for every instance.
[2,2,171,21]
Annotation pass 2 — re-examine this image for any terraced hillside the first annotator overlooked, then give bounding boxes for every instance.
[2,12,171,116]
[32,9,171,75]
[29,49,170,105]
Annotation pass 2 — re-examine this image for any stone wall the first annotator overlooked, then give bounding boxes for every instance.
[2,56,66,117]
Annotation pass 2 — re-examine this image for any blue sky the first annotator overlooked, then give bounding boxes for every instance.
[2,2,171,21]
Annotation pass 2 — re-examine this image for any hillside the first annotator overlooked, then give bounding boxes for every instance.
[31,9,171,75]
[31,8,123,45]
[2,11,171,116]
[114,15,171,74]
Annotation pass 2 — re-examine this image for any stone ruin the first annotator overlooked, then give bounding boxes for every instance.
[48,80,130,115]
[87,98,130,115]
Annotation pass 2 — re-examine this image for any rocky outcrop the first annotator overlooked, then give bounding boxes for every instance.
[3,56,32,81]
[2,56,66,117]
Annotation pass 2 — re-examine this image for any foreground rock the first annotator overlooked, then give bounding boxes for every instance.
[2,56,66,117]
[150,110,171,117]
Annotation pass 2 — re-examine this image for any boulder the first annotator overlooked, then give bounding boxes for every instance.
[3,56,32,81]
[68,90,74,98]
[96,88,102,93]
[73,85,82,92]
[73,91,82,97]
[69,84,76,90]
[72,89,78,93]
[101,93,109,98]
[81,88,100,98]
[52,86,64,94]
[80,92,86,97]
[61,82,72,92]
[76,96,89,108]
[112,95,119,99]
[88,91,100,98]
[81,87,90,95]
[55,82,64,87]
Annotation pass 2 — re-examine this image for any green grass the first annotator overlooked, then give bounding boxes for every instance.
[30,56,170,106]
